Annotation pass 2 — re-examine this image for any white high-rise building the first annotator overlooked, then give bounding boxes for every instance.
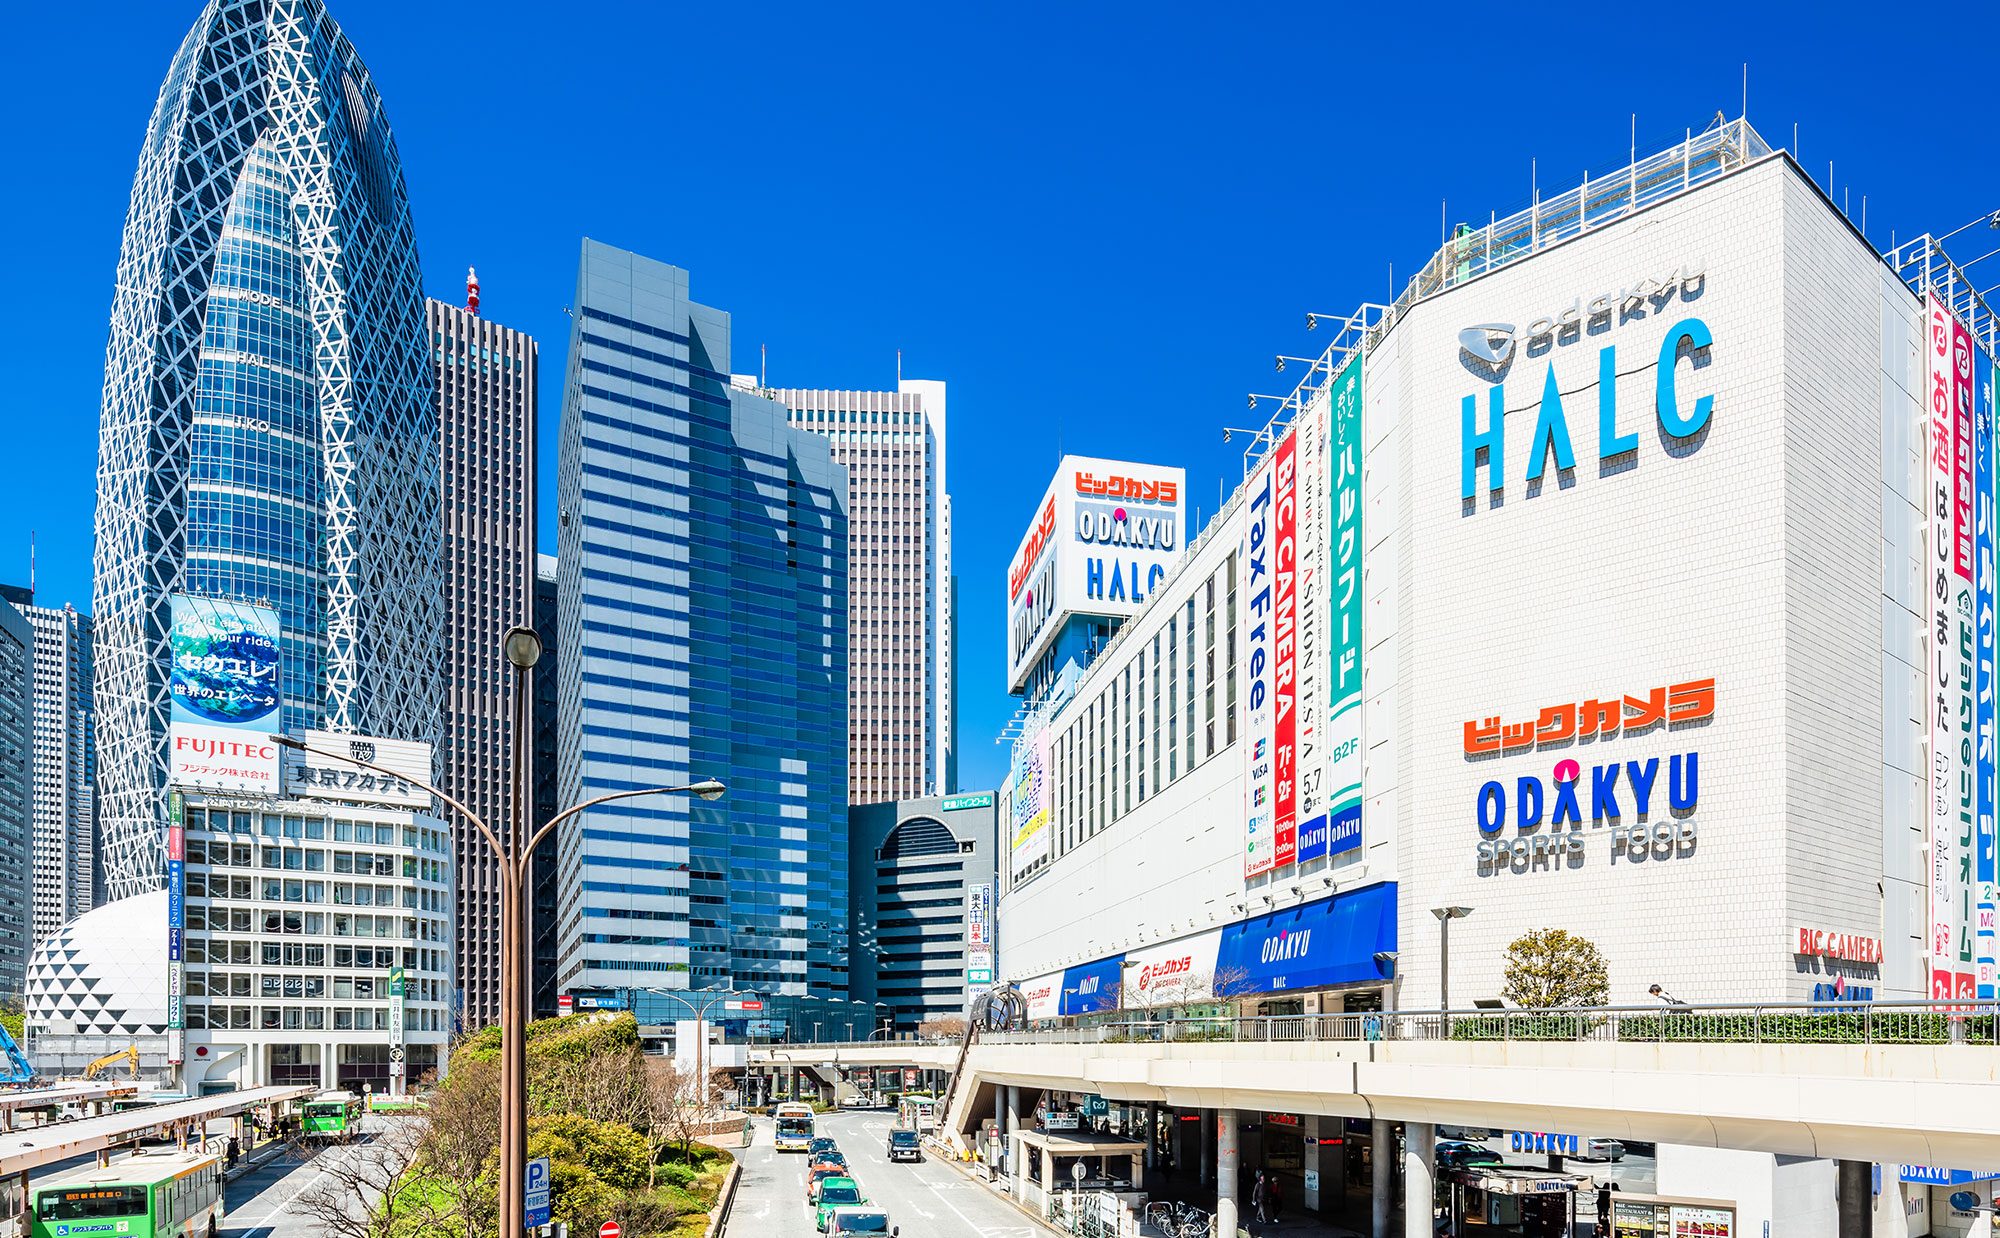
[770,379,954,802]
[18,596,94,943]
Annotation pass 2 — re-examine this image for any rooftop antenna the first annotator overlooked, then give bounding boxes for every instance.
[465,267,480,316]
[1741,62,1748,122]
[761,343,768,389]
[28,530,34,598]
[897,349,903,386]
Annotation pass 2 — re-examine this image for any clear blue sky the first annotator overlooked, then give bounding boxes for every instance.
[6,3,1999,793]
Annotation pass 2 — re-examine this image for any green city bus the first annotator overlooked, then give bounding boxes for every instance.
[300,1090,364,1141]
[30,1149,222,1238]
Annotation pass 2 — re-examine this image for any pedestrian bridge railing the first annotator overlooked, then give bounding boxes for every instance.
[778,1000,2000,1052]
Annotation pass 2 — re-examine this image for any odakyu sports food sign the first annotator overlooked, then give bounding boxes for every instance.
[1464,677,1713,876]
[167,593,283,794]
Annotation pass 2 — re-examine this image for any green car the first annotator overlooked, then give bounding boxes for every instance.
[814,1177,867,1231]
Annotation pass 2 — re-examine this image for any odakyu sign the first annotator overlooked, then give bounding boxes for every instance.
[1466,677,1713,877]
[1004,455,1186,692]
[1459,264,1714,513]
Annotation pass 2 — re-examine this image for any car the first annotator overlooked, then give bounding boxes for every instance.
[886,1129,923,1163]
[825,1205,898,1235]
[814,1177,868,1231]
[1584,1138,1626,1161]
[808,1137,841,1158]
[1435,1141,1506,1172]
[806,1160,851,1203]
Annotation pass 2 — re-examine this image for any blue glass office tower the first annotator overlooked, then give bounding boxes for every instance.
[555,241,849,1004]
[92,0,437,900]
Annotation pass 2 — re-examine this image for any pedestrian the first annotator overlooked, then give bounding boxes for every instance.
[1266,1173,1284,1223]
[1253,1169,1269,1224]
[1596,1180,1617,1238]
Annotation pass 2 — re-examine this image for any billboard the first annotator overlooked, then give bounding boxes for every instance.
[1006,456,1186,692]
[1271,430,1299,868]
[167,594,283,793]
[284,731,436,808]
[1295,385,1329,863]
[1123,928,1222,1007]
[967,883,993,984]
[1983,348,2000,1000]
[1928,293,1977,1002]
[165,790,185,1064]
[1009,728,1052,877]
[1323,357,1365,857]
[1242,459,1276,877]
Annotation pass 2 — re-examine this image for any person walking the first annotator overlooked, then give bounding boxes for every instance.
[1253,1169,1270,1224]
[1266,1173,1284,1224]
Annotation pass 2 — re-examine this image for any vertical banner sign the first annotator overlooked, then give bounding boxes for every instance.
[1326,357,1366,855]
[389,965,407,1046]
[1242,461,1277,877]
[1295,390,1330,863]
[1929,293,1970,1001]
[166,790,186,1065]
[1952,311,1979,1002]
[1271,431,1300,869]
[1982,351,2000,1000]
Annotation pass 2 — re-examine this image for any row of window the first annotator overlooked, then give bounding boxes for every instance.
[186,808,450,854]
[185,1004,443,1032]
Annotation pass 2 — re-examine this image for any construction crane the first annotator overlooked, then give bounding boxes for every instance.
[79,1045,140,1081]
[0,1022,32,1085]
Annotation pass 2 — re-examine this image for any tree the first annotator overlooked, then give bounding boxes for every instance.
[1501,928,1610,1009]
[289,1119,429,1238]
[917,1015,967,1040]
[415,1054,501,1238]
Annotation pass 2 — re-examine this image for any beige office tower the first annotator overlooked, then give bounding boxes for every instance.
[769,379,953,803]
[429,275,538,1031]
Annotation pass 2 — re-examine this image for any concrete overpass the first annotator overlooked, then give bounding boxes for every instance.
[0,1084,317,1177]
[749,1005,2000,1165]
[0,1082,139,1130]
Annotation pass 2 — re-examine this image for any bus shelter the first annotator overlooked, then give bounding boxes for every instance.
[1009,1130,1144,1215]
[1441,1165,1595,1237]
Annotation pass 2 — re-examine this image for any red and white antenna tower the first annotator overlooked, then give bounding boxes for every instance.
[466,266,481,316]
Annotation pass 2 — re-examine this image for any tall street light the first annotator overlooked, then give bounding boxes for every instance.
[631,986,752,1125]
[1431,906,1473,1034]
[276,625,725,1238]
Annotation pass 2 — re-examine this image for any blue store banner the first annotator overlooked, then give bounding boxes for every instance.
[1059,955,1127,1016]
[1214,882,1397,997]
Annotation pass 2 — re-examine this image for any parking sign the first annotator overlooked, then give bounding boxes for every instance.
[525,1156,552,1227]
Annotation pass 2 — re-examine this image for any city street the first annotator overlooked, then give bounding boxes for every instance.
[734,1108,1049,1238]
[221,1127,385,1238]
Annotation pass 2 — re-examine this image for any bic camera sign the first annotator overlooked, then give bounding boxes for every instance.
[1465,677,1712,877]
[1459,263,1714,512]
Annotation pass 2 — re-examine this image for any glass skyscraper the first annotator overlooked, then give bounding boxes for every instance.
[554,241,850,1005]
[93,0,437,900]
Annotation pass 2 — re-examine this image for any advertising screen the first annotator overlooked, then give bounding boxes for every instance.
[166,594,283,793]
[1009,728,1052,877]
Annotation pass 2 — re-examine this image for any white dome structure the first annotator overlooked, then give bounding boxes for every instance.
[26,892,171,1037]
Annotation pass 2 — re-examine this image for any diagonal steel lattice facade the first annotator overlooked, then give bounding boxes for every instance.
[93,0,438,902]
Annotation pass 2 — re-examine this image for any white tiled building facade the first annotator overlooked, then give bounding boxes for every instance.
[1000,134,1937,1015]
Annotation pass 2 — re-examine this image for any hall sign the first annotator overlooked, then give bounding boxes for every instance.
[1458,265,1713,513]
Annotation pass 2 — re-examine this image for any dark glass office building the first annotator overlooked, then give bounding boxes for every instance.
[554,241,850,1011]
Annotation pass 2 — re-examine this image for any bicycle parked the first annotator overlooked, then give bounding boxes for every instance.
[1143,1200,1213,1238]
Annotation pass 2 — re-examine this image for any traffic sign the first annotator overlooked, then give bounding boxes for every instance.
[525,1157,552,1228]
[558,994,574,1015]
[600,1223,622,1238]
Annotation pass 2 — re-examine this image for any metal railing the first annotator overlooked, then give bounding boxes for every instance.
[774,1000,2000,1051]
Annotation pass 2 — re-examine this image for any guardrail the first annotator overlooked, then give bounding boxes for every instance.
[772,1001,2000,1050]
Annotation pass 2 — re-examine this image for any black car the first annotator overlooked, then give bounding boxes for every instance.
[887,1128,923,1163]
[809,1137,841,1158]
[1436,1141,1505,1172]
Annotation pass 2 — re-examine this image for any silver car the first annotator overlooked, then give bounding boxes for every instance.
[825,1206,897,1235]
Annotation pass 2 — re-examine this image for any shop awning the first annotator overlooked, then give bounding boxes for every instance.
[1448,1166,1593,1196]
[1014,1130,1148,1157]
[1214,881,1397,997]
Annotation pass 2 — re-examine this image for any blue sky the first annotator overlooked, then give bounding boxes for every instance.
[6,3,1999,793]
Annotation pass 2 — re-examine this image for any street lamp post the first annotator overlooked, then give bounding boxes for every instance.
[629,986,752,1126]
[1431,906,1473,1035]
[275,626,725,1238]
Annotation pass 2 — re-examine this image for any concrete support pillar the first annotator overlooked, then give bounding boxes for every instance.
[1145,1104,1157,1170]
[1217,1108,1240,1238]
[1837,1160,1874,1238]
[1371,1118,1394,1238]
[992,1087,1005,1170]
[1200,1110,1213,1187]
[1303,1114,1322,1212]
[1404,1122,1435,1238]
